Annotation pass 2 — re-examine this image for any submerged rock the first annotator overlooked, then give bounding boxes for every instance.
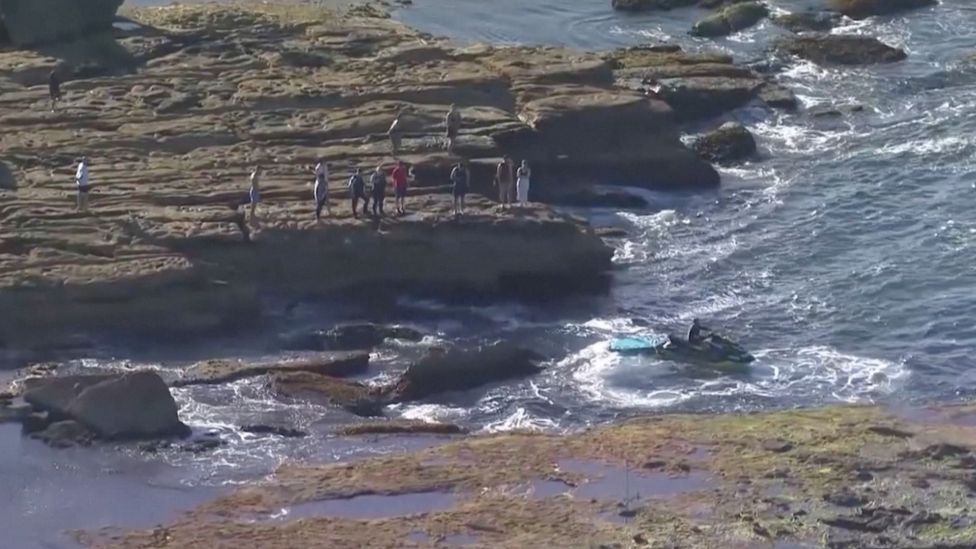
[692,122,757,164]
[611,0,697,11]
[338,420,466,436]
[387,343,544,402]
[829,0,936,20]
[0,0,124,46]
[241,424,308,438]
[691,2,770,38]
[772,11,842,33]
[278,323,423,352]
[778,34,908,66]
[29,420,95,448]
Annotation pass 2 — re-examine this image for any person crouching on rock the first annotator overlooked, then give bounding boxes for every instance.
[370,164,387,217]
[495,155,514,209]
[450,161,468,217]
[516,160,531,207]
[248,165,262,227]
[49,70,62,112]
[445,104,461,152]
[348,168,368,219]
[391,160,409,215]
[313,158,330,221]
[75,156,90,211]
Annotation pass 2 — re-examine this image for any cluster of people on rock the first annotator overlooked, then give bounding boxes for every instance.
[69,104,536,223]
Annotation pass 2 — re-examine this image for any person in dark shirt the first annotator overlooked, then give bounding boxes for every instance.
[687,318,711,345]
[348,168,368,218]
[48,70,62,112]
[370,165,387,217]
[450,162,468,217]
[495,156,514,209]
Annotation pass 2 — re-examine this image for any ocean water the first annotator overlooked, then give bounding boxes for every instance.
[13,0,976,545]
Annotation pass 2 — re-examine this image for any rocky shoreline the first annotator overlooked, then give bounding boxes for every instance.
[76,402,976,548]
[0,0,805,353]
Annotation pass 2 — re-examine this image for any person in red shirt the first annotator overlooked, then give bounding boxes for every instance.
[391,160,409,215]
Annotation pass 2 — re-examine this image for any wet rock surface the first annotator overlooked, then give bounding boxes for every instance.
[691,2,769,38]
[174,351,370,386]
[779,34,909,66]
[79,405,976,548]
[829,0,937,20]
[277,323,423,351]
[0,0,123,46]
[692,121,757,164]
[385,343,544,402]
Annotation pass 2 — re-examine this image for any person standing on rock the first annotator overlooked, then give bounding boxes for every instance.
[75,157,90,212]
[495,155,515,209]
[48,70,62,112]
[248,165,262,226]
[516,160,531,207]
[313,158,330,221]
[445,104,461,152]
[348,168,368,219]
[391,160,409,215]
[450,162,468,217]
[370,164,387,217]
[388,111,403,155]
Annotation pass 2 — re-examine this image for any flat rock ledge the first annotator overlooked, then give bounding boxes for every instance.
[78,404,976,548]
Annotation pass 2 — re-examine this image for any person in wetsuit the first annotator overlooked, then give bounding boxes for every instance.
[687,318,710,345]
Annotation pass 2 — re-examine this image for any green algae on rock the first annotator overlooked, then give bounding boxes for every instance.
[78,404,976,548]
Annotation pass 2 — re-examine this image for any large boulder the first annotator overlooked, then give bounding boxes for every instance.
[691,2,770,38]
[386,343,544,402]
[277,323,424,352]
[0,0,124,47]
[778,34,907,66]
[23,371,189,440]
[829,0,936,20]
[693,121,757,163]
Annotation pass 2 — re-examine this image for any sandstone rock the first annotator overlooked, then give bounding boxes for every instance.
[269,370,384,417]
[779,34,907,66]
[22,374,117,414]
[175,351,370,386]
[65,372,189,440]
[829,0,936,20]
[277,323,423,351]
[772,11,841,33]
[693,121,757,163]
[0,0,124,46]
[387,343,543,402]
[691,2,769,38]
[338,420,466,436]
[757,83,798,111]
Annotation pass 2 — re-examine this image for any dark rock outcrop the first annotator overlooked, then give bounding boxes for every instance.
[23,371,189,441]
[0,0,124,46]
[693,121,757,163]
[386,343,543,402]
[691,2,770,38]
[29,420,95,448]
[779,34,908,66]
[278,323,423,352]
[241,424,308,438]
[829,0,936,20]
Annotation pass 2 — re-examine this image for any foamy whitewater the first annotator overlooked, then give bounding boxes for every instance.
[6,1,976,546]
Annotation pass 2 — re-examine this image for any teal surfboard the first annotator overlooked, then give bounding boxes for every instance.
[609,336,664,354]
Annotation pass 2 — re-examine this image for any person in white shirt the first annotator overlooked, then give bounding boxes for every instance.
[516,160,531,207]
[248,165,261,227]
[75,157,90,211]
[388,112,402,155]
[313,159,330,221]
